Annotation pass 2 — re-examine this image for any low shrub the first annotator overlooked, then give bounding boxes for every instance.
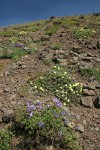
[0,129,12,150]
[30,65,82,104]
[72,27,96,39]
[15,98,80,150]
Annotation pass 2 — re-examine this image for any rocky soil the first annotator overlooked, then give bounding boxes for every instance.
[0,13,100,150]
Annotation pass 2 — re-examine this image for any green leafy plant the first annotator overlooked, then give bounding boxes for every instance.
[0,47,12,59]
[0,130,12,150]
[50,44,60,50]
[11,48,28,60]
[45,24,60,35]
[30,65,82,104]
[78,67,100,82]
[15,99,80,150]
[72,27,96,39]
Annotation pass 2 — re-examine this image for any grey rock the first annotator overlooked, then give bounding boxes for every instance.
[3,87,10,92]
[95,127,99,131]
[93,96,100,108]
[11,64,18,70]
[22,65,27,69]
[0,107,7,113]
[10,101,16,106]
[81,97,93,108]
[2,109,14,123]
[75,124,84,133]
[96,84,100,89]
[72,45,82,54]
[0,73,3,78]
[2,115,11,123]
[83,120,87,125]
[9,94,16,101]
[0,102,3,108]
[83,83,95,90]
[81,57,92,62]
[82,89,95,96]
[41,35,50,41]
[76,115,81,120]
[0,116,3,123]
[63,107,70,113]
[4,109,14,116]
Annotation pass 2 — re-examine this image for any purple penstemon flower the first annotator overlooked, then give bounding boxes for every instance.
[53,113,59,118]
[53,98,59,103]
[38,122,44,127]
[64,120,70,125]
[29,111,33,118]
[53,98,62,107]
[26,102,35,112]
[61,111,66,115]
[38,105,43,109]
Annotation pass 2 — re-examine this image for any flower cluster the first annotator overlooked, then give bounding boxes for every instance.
[73,27,96,39]
[16,97,80,150]
[30,65,83,104]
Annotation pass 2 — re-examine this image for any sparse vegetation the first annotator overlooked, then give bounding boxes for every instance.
[50,43,60,50]
[14,98,80,150]
[45,24,60,35]
[0,129,12,150]
[30,65,82,104]
[72,27,96,39]
[78,67,100,82]
[0,14,100,150]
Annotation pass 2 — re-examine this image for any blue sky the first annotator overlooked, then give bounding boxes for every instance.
[0,0,100,27]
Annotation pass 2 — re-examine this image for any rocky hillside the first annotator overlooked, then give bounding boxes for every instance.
[0,13,100,150]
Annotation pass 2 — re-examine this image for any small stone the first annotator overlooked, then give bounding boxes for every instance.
[83,83,95,90]
[76,115,81,120]
[67,122,75,128]
[0,107,7,113]
[75,124,84,133]
[3,87,10,92]
[5,71,10,77]
[81,97,93,108]
[41,35,50,41]
[0,73,3,78]
[0,90,3,96]
[46,145,54,150]
[10,101,16,106]
[82,89,95,96]
[96,84,100,89]
[2,109,14,123]
[9,94,16,101]
[81,57,92,62]
[95,127,99,131]
[0,116,3,123]
[83,120,87,125]
[2,115,11,123]
[93,96,100,108]
[0,102,3,108]
[63,107,70,113]
[72,45,82,53]
[22,65,26,69]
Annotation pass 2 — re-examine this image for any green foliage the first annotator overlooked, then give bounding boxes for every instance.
[15,100,80,150]
[62,18,79,26]
[0,30,17,37]
[50,43,60,50]
[78,67,100,82]
[45,24,60,35]
[72,27,96,39]
[0,129,12,150]
[11,48,27,60]
[43,56,52,65]
[30,65,82,103]
[0,47,12,59]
